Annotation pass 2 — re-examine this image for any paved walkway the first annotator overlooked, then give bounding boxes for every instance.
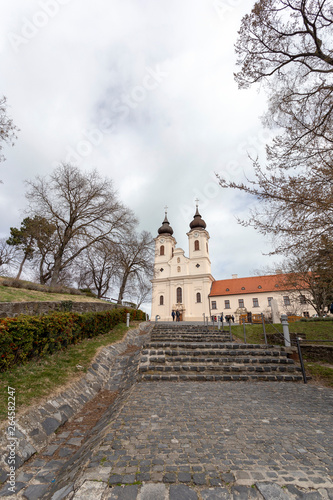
[10,380,333,499]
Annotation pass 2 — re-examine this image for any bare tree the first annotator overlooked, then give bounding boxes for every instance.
[0,96,18,180]
[115,230,154,304]
[26,163,135,286]
[279,239,333,316]
[0,238,16,274]
[126,274,152,309]
[76,240,118,298]
[218,0,333,254]
[235,0,333,158]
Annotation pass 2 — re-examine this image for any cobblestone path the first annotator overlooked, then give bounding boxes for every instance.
[14,380,331,499]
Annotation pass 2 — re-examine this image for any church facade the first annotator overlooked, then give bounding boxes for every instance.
[151,206,214,322]
[151,206,317,322]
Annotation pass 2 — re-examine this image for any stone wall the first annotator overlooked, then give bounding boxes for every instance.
[0,300,119,318]
[301,345,333,364]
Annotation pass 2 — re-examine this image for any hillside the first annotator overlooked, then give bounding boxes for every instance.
[0,277,103,303]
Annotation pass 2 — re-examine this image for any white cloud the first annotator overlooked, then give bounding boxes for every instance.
[0,0,280,293]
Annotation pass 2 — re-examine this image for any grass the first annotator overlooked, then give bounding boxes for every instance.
[0,322,135,422]
[0,283,102,303]
[230,321,333,387]
[230,321,333,345]
[304,362,333,388]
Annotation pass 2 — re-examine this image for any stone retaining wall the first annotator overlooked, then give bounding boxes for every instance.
[301,344,333,364]
[0,322,153,481]
[0,300,119,318]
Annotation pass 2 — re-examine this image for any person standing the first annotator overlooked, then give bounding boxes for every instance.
[171,310,176,321]
[176,310,180,322]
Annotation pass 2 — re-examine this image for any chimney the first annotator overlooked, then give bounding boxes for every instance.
[232,274,238,279]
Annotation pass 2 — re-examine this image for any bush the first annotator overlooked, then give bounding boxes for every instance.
[0,307,146,372]
[300,317,333,322]
[1,278,83,296]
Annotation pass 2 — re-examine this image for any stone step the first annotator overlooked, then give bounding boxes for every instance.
[141,355,295,364]
[139,373,304,382]
[139,364,302,374]
[143,347,288,355]
[144,343,287,352]
[139,327,301,383]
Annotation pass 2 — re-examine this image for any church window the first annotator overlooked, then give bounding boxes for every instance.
[159,295,164,305]
[160,268,164,272]
[196,292,201,303]
[253,298,259,307]
[172,248,174,257]
[194,240,199,251]
[160,245,164,256]
[268,297,273,306]
[206,243,208,252]
[238,299,244,308]
[211,301,217,309]
[177,266,181,273]
[176,287,182,303]
[196,263,200,268]
[177,257,180,263]
[224,300,230,309]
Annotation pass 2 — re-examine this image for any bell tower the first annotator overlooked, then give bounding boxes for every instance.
[187,202,211,275]
[154,207,176,267]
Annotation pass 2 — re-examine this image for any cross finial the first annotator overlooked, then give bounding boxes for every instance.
[164,205,168,215]
[195,198,199,208]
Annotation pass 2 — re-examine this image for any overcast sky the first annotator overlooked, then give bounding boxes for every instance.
[0,0,282,292]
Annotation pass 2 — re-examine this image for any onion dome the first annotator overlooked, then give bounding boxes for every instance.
[189,205,206,230]
[158,210,174,235]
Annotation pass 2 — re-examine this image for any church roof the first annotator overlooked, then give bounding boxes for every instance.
[209,274,297,297]
[189,206,206,230]
[158,212,174,236]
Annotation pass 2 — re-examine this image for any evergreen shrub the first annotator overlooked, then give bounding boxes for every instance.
[0,308,146,372]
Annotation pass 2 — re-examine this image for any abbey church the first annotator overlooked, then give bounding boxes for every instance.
[151,206,316,322]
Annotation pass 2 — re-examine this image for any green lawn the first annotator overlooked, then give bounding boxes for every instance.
[0,284,102,303]
[230,320,333,344]
[0,322,133,422]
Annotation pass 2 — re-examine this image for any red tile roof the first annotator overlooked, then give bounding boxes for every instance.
[209,274,295,297]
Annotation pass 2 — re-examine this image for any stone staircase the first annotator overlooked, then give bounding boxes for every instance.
[138,323,303,382]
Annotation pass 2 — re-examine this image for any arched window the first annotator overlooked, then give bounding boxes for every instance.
[159,295,164,305]
[176,287,182,303]
[160,245,164,256]
[196,292,201,303]
[194,240,199,251]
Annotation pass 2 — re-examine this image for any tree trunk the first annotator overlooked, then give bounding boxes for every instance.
[50,253,63,286]
[16,253,27,279]
[117,272,129,304]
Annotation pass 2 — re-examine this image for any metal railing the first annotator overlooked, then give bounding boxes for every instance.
[296,338,333,384]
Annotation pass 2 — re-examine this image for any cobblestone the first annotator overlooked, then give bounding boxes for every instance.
[0,326,332,499]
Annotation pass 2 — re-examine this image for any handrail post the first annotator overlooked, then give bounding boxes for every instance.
[261,313,267,345]
[281,314,291,347]
[243,318,246,343]
[296,337,307,384]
